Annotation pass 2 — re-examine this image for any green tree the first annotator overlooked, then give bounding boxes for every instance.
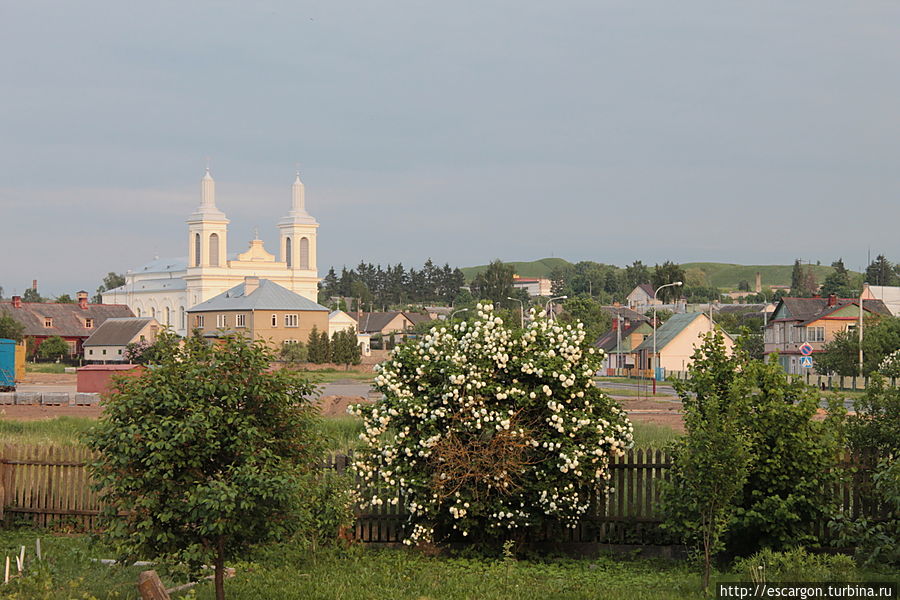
[470,260,515,304]
[22,288,43,303]
[37,336,69,361]
[557,296,612,343]
[55,294,75,304]
[790,259,818,297]
[651,262,686,302]
[866,255,896,286]
[85,333,323,600]
[320,330,332,363]
[307,325,322,363]
[663,336,750,592]
[93,272,126,303]
[0,311,25,342]
[815,315,900,377]
[820,259,854,298]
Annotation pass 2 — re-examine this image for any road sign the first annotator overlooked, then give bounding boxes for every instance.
[799,356,813,369]
[799,343,813,356]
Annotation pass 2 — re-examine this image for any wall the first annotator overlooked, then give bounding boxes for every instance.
[189,309,329,350]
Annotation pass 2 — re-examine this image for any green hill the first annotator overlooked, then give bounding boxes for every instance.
[681,262,850,290]
[461,258,572,282]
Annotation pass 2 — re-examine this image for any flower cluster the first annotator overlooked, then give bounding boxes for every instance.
[880,349,900,378]
[350,303,633,546]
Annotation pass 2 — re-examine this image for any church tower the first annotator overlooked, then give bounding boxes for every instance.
[277,172,319,301]
[185,168,230,307]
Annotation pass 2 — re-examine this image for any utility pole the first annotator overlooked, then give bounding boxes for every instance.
[859,283,866,378]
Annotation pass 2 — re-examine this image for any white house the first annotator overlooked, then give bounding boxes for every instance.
[83,317,160,363]
[103,169,321,336]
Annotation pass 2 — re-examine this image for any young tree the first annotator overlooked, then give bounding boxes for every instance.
[307,325,322,363]
[37,336,69,361]
[280,340,308,364]
[470,260,515,304]
[320,330,332,363]
[651,262,686,302]
[22,288,43,303]
[86,333,323,600]
[866,255,896,287]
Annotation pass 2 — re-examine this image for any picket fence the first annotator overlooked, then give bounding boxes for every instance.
[0,444,873,546]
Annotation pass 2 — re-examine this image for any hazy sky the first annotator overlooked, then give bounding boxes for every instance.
[2,1,899,296]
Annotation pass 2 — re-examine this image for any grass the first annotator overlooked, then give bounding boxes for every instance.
[296,368,375,385]
[0,416,94,446]
[631,422,681,449]
[681,262,854,290]
[460,257,573,281]
[599,387,674,398]
[25,362,70,374]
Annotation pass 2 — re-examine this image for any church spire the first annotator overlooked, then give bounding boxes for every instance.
[190,167,227,221]
[292,171,305,211]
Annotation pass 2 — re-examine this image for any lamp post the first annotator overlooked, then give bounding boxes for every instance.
[545,295,567,322]
[652,281,682,393]
[859,284,867,378]
[506,297,525,329]
[450,308,468,321]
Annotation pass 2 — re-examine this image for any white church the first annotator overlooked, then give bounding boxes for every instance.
[103,169,320,336]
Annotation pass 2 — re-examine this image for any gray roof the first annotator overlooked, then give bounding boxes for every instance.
[187,279,329,313]
[633,312,711,352]
[83,318,157,347]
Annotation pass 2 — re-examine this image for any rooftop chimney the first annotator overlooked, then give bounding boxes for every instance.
[827,294,837,307]
[77,291,89,309]
[11,296,21,309]
[32,280,37,291]
[244,276,260,296]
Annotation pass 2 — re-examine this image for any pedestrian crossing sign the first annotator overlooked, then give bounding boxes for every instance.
[799,356,813,369]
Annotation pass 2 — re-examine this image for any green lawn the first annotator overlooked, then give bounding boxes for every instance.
[0,416,95,446]
[24,362,70,374]
[297,368,374,385]
[599,387,675,398]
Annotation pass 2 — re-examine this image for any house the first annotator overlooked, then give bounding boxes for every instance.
[626,284,659,311]
[186,277,329,350]
[83,317,160,363]
[601,305,650,324]
[354,311,431,335]
[0,292,134,358]
[328,310,371,356]
[632,312,734,375]
[511,275,552,297]
[763,295,890,374]
[862,284,900,317]
[595,318,654,372]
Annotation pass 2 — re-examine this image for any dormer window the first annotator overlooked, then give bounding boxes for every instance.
[85,318,94,328]
[44,317,53,328]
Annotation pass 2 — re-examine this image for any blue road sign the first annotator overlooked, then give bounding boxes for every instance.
[799,343,814,356]
[799,356,813,369]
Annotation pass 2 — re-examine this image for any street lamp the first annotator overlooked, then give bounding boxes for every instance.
[450,308,468,321]
[545,296,567,322]
[652,282,682,392]
[506,297,525,329]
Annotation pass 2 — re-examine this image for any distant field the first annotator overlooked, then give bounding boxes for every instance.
[460,257,572,281]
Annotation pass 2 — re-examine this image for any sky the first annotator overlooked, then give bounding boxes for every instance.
[2,1,899,296]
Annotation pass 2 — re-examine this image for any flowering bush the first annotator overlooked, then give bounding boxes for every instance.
[350,303,633,547]
[878,349,900,378]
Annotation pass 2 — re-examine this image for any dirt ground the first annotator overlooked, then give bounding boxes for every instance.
[0,405,103,421]
[21,372,77,385]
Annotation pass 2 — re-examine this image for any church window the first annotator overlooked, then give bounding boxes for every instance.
[285,314,298,327]
[217,314,227,328]
[137,308,142,317]
[300,237,310,270]
[180,307,185,330]
[236,314,246,328]
[151,307,157,318]
[285,237,292,268]
[194,233,201,267]
[271,314,277,327]
[164,307,170,326]
[209,233,220,267]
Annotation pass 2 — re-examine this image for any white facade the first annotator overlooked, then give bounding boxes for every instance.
[103,170,321,336]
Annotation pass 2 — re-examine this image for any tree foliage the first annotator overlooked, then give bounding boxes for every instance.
[556,296,612,343]
[93,272,126,303]
[319,259,465,309]
[38,336,69,360]
[790,260,818,297]
[470,260,515,305]
[651,262,686,303]
[85,333,323,600]
[0,311,25,342]
[351,303,633,548]
[865,254,898,287]
[815,316,900,377]
[22,288,43,303]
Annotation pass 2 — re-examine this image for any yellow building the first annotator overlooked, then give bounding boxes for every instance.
[187,277,329,350]
[633,312,734,375]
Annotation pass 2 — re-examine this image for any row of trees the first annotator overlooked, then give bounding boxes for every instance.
[319,260,466,309]
[280,326,362,368]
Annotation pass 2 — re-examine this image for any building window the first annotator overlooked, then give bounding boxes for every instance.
[44,317,53,328]
[271,314,277,327]
[164,307,170,326]
[196,315,205,328]
[236,314,246,328]
[217,314,228,328]
[118,349,122,355]
[140,335,145,342]
[300,237,309,269]
[806,326,825,342]
[285,314,298,327]
[194,233,201,267]
[180,307,185,330]
[209,233,220,267]
[102,349,107,355]
[85,318,93,328]
[285,236,292,268]
[89,349,93,356]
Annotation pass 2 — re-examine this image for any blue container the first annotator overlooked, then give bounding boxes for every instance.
[0,338,15,390]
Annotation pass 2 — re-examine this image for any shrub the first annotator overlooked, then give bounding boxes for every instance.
[350,303,633,548]
[37,336,69,361]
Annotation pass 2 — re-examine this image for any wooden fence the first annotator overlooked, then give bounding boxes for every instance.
[0,445,876,547]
